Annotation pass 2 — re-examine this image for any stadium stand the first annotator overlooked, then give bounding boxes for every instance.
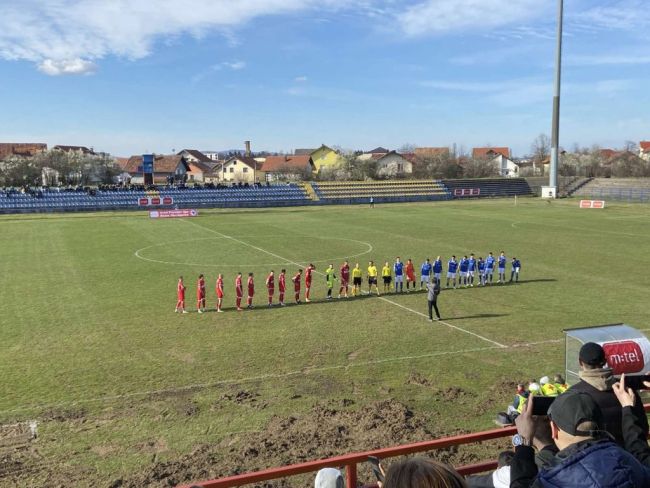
[443,177,533,198]
[573,178,650,202]
[311,180,450,204]
[0,185,311,213]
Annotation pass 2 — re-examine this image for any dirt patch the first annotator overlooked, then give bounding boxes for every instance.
[437,387,468,402]
[406,371,434,387]
[122,399,486,488]
[214,390,268,410]
[91,444,118,458]
[41,407,86,423]
[346,349,362,361]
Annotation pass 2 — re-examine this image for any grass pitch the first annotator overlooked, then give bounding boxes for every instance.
[1,198,649,485]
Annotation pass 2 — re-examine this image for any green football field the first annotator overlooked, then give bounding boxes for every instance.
[1,198,649,486]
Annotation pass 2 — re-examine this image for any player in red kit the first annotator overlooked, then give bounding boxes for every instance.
[292,269,303,304]
[405,258,416,292]
[196,274,206,313]
[304,263,315,302]
[235,272,243,311]
[265,270,275,307]
[278,269,287,306]
[215,274,224,312]
[175,276,187,313]
[246,272,255,309]
[338,260,350,298]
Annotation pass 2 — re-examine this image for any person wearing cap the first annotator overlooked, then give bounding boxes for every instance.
[510,392,650,487]
[314,467,344,488]
[570,342,648,445]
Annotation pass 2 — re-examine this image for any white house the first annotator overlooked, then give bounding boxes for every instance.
[640,141,650,162]
[472,147,518,177]
[220,156,264,183]
[374,151,413,177]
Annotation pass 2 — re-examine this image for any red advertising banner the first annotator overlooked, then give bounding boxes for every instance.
[138,197,174,206]
[149,209,198,219]
[580,200,605,209]
[454,188,481,197]
[603,341,646,374]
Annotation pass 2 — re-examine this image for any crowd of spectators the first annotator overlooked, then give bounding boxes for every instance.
[312,342,650,488]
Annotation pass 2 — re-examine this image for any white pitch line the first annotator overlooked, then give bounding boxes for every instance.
[183,219,506,348]
[0,340,562,416]
[377,295,507,348]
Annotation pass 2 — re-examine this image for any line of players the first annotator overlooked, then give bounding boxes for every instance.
[174,252,522,313]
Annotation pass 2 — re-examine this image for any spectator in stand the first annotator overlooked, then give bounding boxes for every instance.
[510,392,650,487]
[315,467,344,488]
[539,376,559,397]
[570,342,648,446]
[554,374,568,393]
[507,383,529,417]
[465,450,513,488]
[383,457,466,488]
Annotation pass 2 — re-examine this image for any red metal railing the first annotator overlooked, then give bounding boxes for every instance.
[180,404,650,488]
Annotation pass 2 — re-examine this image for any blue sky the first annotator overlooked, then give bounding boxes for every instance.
[0,0,648,157]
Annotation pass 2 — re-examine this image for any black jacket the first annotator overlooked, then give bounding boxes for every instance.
[570,376,648,446]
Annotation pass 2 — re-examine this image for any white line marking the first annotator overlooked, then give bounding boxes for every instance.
[377,295,507,348]
[0,339,561,416]
[134,234,373,268]
[183,219,505,348]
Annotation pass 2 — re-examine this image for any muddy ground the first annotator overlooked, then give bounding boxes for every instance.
[0,379,511,487]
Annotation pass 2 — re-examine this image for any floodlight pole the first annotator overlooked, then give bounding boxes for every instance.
[549,0,564,197]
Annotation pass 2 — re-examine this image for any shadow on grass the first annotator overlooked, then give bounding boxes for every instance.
[442,313,510,321]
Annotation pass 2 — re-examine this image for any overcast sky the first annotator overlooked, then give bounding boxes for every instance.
[0,0,648,157]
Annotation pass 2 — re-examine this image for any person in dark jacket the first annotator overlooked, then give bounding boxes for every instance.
[510,392,650,487]
[612,373,650,466]
[569,341,648,446]
[425,280,441,321]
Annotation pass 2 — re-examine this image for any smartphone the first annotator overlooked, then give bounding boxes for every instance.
[367,456,384,483]
[531,396,555,416]
[616,374,650,390]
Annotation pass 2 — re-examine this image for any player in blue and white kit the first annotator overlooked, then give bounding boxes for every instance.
[485,252,496,285]
[420,258,432,290]
[459,256,469,287]
[497,251,507,284]
[467,253,477,287]
[477,257,486,286]
[394,257,404,293]
[446,255,458,288]
[433,256,443,285]
[510,257,521,283]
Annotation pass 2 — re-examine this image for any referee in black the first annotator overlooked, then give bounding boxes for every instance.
[426,279,441,321]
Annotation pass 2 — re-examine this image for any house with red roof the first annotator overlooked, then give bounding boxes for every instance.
[219,155,265,183]
[640,141,650,161]
[0,143,47,161]
[123,154,190,184]
[262,155,315,181]
[472,147,517,177]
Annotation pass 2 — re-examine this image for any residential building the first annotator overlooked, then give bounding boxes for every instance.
[358,147,389,161]
[220,155,264,183]
[294,148,315,156]
[640,141,650,161]
[0,143,47,161]
[309,144,344,172]
[177,149,213,182]
[201,151,221,161]
[53,145,95,155]
[123,154,189,184]
[472,147,517,177]
[374,151,413,177]
[262,155,315,181]
[414,147,450,159]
